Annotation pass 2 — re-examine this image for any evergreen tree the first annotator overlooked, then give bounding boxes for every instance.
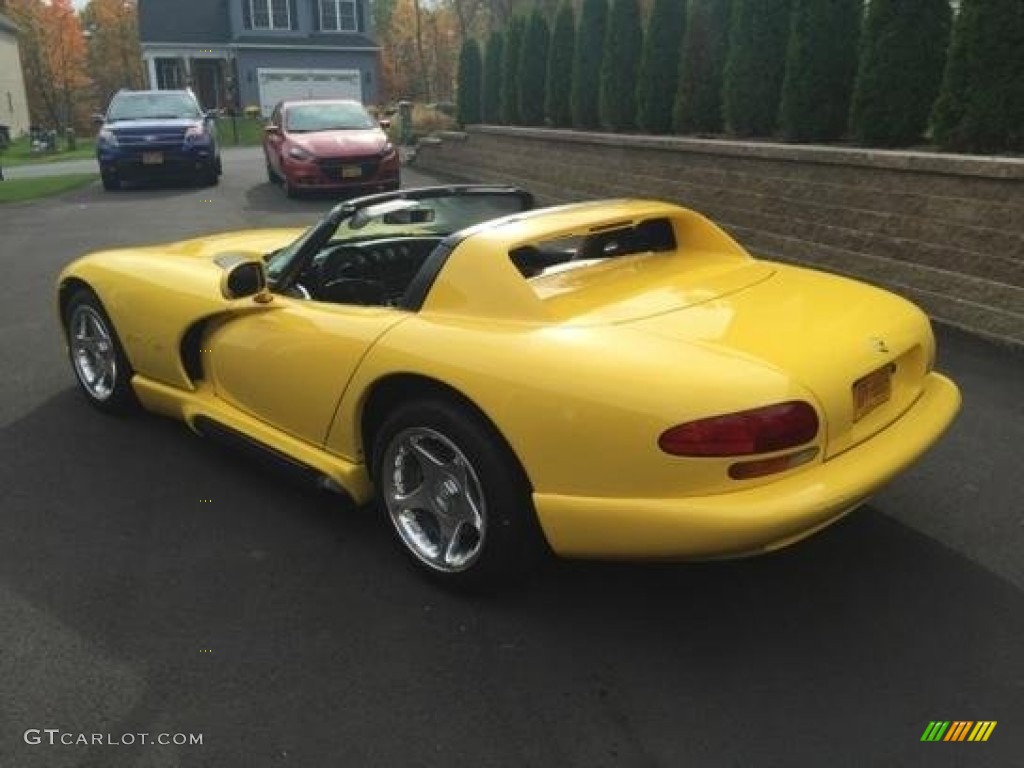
[722,0,792,136]
[674,0,733,133]
[932,0,1024,153]
[600,0,644,130]
[501,16,527,125]
[778,0,863,142]
[457,39,483,126]
[546,2,577,128]
[849,0,951,147]
[519,7,551,125]
[482,30,505,123]
[571,0,609,129]
[637,0,687,134]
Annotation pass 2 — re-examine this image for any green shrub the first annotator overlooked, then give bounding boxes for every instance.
[571,0,609,129]
[457,39,483,126]
[778,0,863,142]
[674,0,733,133]
[849,0,951,147]
[482,31,505,123]
[723,0,792,137]
[600,0,644,131]
[637,0,687,134]
[546,2,576,128]
[932,0,1024,153]
[520,8,551,125]
[501,17,527,125]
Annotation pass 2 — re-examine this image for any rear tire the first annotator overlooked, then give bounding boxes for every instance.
[64,288,139,414]
[372,397,546,592]
[101,173,119,191]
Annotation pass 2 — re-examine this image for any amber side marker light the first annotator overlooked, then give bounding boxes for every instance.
[659,401,820,458]
[728,446,820,479]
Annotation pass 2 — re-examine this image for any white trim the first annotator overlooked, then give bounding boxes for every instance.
[249,0,292,31]
[319,0,358,32]
[232,42,379,51]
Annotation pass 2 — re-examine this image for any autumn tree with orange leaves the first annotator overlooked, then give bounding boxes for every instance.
[81,0,145,111]
[6,0,90,132]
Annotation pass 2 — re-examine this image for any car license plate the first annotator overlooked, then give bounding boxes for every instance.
[853,363,894,421]
[341,165,362,178]
[142,152,163,165]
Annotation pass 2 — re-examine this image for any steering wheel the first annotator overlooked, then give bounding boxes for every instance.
[312,245,370,295]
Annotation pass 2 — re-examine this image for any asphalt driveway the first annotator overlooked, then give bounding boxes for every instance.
[0,146,1020,767]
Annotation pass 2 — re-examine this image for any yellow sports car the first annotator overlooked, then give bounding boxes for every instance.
[58,185,960,589]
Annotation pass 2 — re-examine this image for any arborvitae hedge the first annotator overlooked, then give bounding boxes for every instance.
[723,0,791,136]
[457,39,483,126]
[600,0,644,130]
[501,17,527,124]
[778,0,863,142]
[519,8,551,125]
[932,0,1024,153]
[674,0,733,133]
[850,0,951,147]
[482,30,505,123]
[637,0,687,134]
[546,2,576,128]
[571,0,609,129]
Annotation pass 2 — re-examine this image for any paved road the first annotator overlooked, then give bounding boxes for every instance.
[0,147,1021,767]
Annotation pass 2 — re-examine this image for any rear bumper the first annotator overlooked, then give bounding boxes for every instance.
[534,372,960,559]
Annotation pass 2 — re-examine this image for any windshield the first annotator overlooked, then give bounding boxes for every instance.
[285,102,376,132]
[107,92,203,121]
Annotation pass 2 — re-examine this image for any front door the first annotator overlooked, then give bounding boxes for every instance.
[204,297,407,448]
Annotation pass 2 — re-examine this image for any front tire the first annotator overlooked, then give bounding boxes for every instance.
[65,289,138,414]
[372,397,546,591]
[101,173,119,191]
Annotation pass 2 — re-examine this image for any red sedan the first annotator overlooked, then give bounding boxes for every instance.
[263,100,400,198]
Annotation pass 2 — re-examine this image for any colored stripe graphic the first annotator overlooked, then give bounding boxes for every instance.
[921,721,996,742]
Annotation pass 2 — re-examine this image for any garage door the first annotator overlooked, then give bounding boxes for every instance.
[257,69,363,116]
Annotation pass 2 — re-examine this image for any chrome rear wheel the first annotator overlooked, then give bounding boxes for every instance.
[381,427,487,573]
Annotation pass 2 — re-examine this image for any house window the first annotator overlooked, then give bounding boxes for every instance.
[320,0,357,32]
[249,0,291,30]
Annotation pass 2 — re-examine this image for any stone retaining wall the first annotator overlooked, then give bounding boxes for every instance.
[412,126,1024,346]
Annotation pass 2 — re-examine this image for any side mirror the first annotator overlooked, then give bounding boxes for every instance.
[91,113,105,125]
[379,118,391,130]
[264,125,281,135]
[215,254,272,302]
[204,109,221,120]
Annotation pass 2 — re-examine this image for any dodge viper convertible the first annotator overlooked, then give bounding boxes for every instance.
[57,185,960,589]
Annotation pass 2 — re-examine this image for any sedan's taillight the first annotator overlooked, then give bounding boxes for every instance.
[659,401,819,457]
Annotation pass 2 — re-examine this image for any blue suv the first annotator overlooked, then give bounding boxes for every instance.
[96,89,221,190]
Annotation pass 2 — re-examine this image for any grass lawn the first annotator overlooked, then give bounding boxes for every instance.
[0,136,96,166]
[216,116,266,147]
[0,174,97,203]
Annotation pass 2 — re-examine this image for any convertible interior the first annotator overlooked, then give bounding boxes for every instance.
[289,217,678,308]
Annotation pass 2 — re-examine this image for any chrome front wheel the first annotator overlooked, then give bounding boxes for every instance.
[64,289,137,413]
[70,304,117,401]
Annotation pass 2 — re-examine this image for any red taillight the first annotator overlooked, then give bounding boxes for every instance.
[658,401,819,457]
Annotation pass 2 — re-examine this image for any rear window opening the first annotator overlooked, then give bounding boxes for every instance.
[509,217,678,280]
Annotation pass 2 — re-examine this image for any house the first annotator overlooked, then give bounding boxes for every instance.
[138,0,379,116]
[0,11,31,139]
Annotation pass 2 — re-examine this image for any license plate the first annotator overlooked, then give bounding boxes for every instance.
[142,152,163,165]
[341,165,362,178]
[853,364,894,421]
